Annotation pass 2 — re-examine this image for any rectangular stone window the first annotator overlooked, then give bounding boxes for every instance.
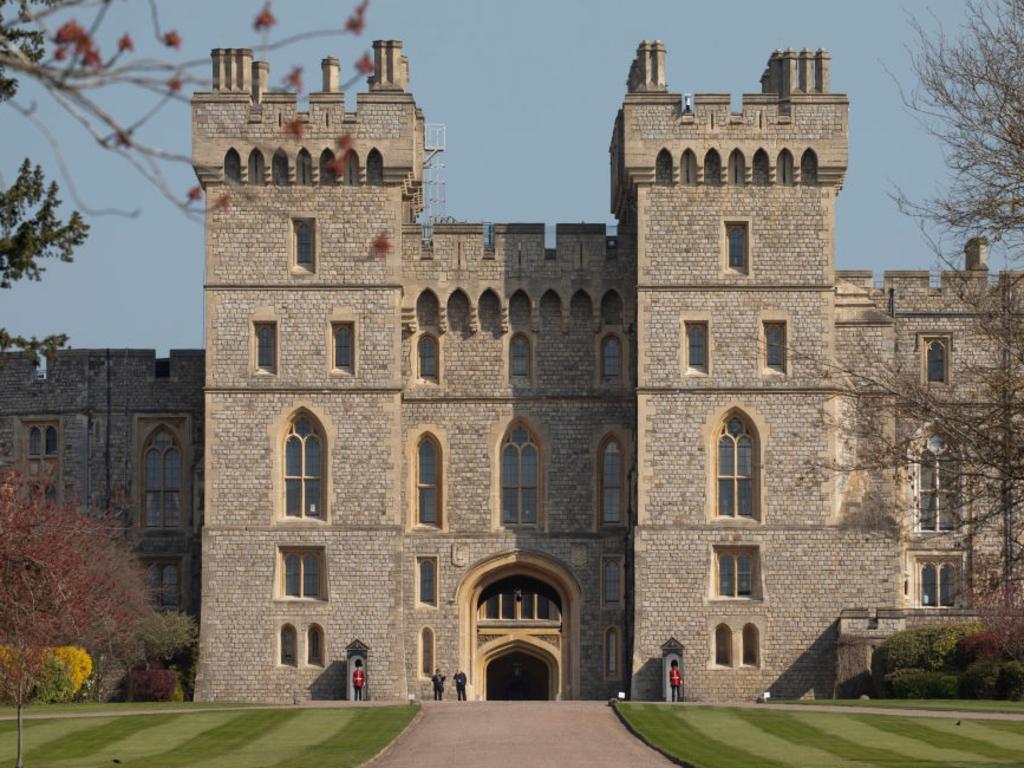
[763,321,786,373]
[919,559,959,608]
[333,322,355,373]
[685,322,708,373]
[278,548,326,600]
[417,557,438,607]
[603,557,623,604]
[145,560,181,610]
[292,218,316,271]
[725,222,749,274]
[254,322,277,374]
[23,419,60,498]
[715,547,759,599]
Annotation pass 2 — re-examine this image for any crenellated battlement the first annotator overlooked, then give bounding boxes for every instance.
[192,40,424,213]
[611,42,848,216]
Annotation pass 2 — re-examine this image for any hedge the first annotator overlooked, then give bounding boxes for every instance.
[128,669,177,702]
[874,622,982,677]
[886,669,960,699]
[996,661,1024,701]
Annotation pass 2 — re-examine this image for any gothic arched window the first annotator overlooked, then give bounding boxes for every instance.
[800,148,818,185]
[655,148,672,185]
[717,415,757,519]
[224,148,241,183]
[681,150,697,186]
[777,149,794,186]
[280,624,297,666]
[284,415,323,519]
[272,148,289,185]
[605,627,620,677]
[728,149,745,186]
[926,339,948,383]
[752,149,769,186]
[417,436,441,526]
[366,148,384,185]
[144,429,181,527]
[742,624,759,666]
[308,625,324,666]
[501,424,539,526]
[345,151,360,186]
[704,149,722,186]
[715,624,733,666]
[319,149,337,185]
[247,149,265,185]
[420,627,434,676]
[296,149,313,186]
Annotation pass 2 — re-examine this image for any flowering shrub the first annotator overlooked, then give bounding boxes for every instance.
[51,647,92,695]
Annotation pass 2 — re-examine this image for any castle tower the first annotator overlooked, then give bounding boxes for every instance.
[613,43,899,700]
[192,42,423,701]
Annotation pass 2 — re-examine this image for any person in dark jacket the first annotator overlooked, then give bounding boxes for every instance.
[431,669,446,701]
[453,669,467,701]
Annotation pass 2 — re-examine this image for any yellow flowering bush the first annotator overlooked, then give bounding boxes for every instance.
[51,647,92,695]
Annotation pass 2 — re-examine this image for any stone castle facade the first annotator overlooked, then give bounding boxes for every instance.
[1,41,982,702]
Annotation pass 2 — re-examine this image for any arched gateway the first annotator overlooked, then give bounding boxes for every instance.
[457,551,582,700]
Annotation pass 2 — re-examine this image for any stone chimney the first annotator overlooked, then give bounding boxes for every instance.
[626,40,667,93]
[798,48,813,93]
[965,237,989,271]
[252,60,269,102]
[369,40,408,91]
[211,48,253,93]
[814,49,830,93]
[762,47,830,97]
[321,57,340,92]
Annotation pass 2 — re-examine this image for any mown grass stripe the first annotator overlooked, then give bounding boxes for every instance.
[851,713,1024,763]
[618,704,788,768]
[116,709,302,768]
[974,719,1024,738]
[688,707,859,768]
[267,706,418,768]
[0,717,113,762]
[22,714,181,764]
[732,708,949,768]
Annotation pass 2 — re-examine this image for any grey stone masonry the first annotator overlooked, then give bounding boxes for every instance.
[1,40,992,704]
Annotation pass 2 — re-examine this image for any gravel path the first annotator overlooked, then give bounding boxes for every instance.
[371,701,675,768]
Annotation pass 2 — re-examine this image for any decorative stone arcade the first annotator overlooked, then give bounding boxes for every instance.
[457,552,582,700]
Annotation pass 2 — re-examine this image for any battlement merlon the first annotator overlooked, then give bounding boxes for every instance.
[611,43,848,216]
[191,41,424,196]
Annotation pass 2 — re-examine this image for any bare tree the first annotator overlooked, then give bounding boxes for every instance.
[896,0,1024,258]
[0,0,373,359]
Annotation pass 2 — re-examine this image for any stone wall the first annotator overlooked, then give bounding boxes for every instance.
[0,349,205,613]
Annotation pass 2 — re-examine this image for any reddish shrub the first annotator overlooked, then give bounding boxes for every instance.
[128,669,176,702]
[959,630,1002,667]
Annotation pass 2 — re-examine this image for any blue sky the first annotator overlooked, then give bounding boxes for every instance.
[0,0,968,354]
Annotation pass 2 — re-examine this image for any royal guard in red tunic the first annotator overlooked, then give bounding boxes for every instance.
[352,664,366,701]
[668,659,682,702]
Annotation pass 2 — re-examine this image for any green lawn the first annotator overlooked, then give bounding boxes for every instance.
[775,698,1024,715]
[0,705,417,768]
[0,701,255,718]
[617,703,1024,768]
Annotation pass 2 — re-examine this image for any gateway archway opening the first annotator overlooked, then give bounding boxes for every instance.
[459,552,582,700]
[486,651,551,700]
